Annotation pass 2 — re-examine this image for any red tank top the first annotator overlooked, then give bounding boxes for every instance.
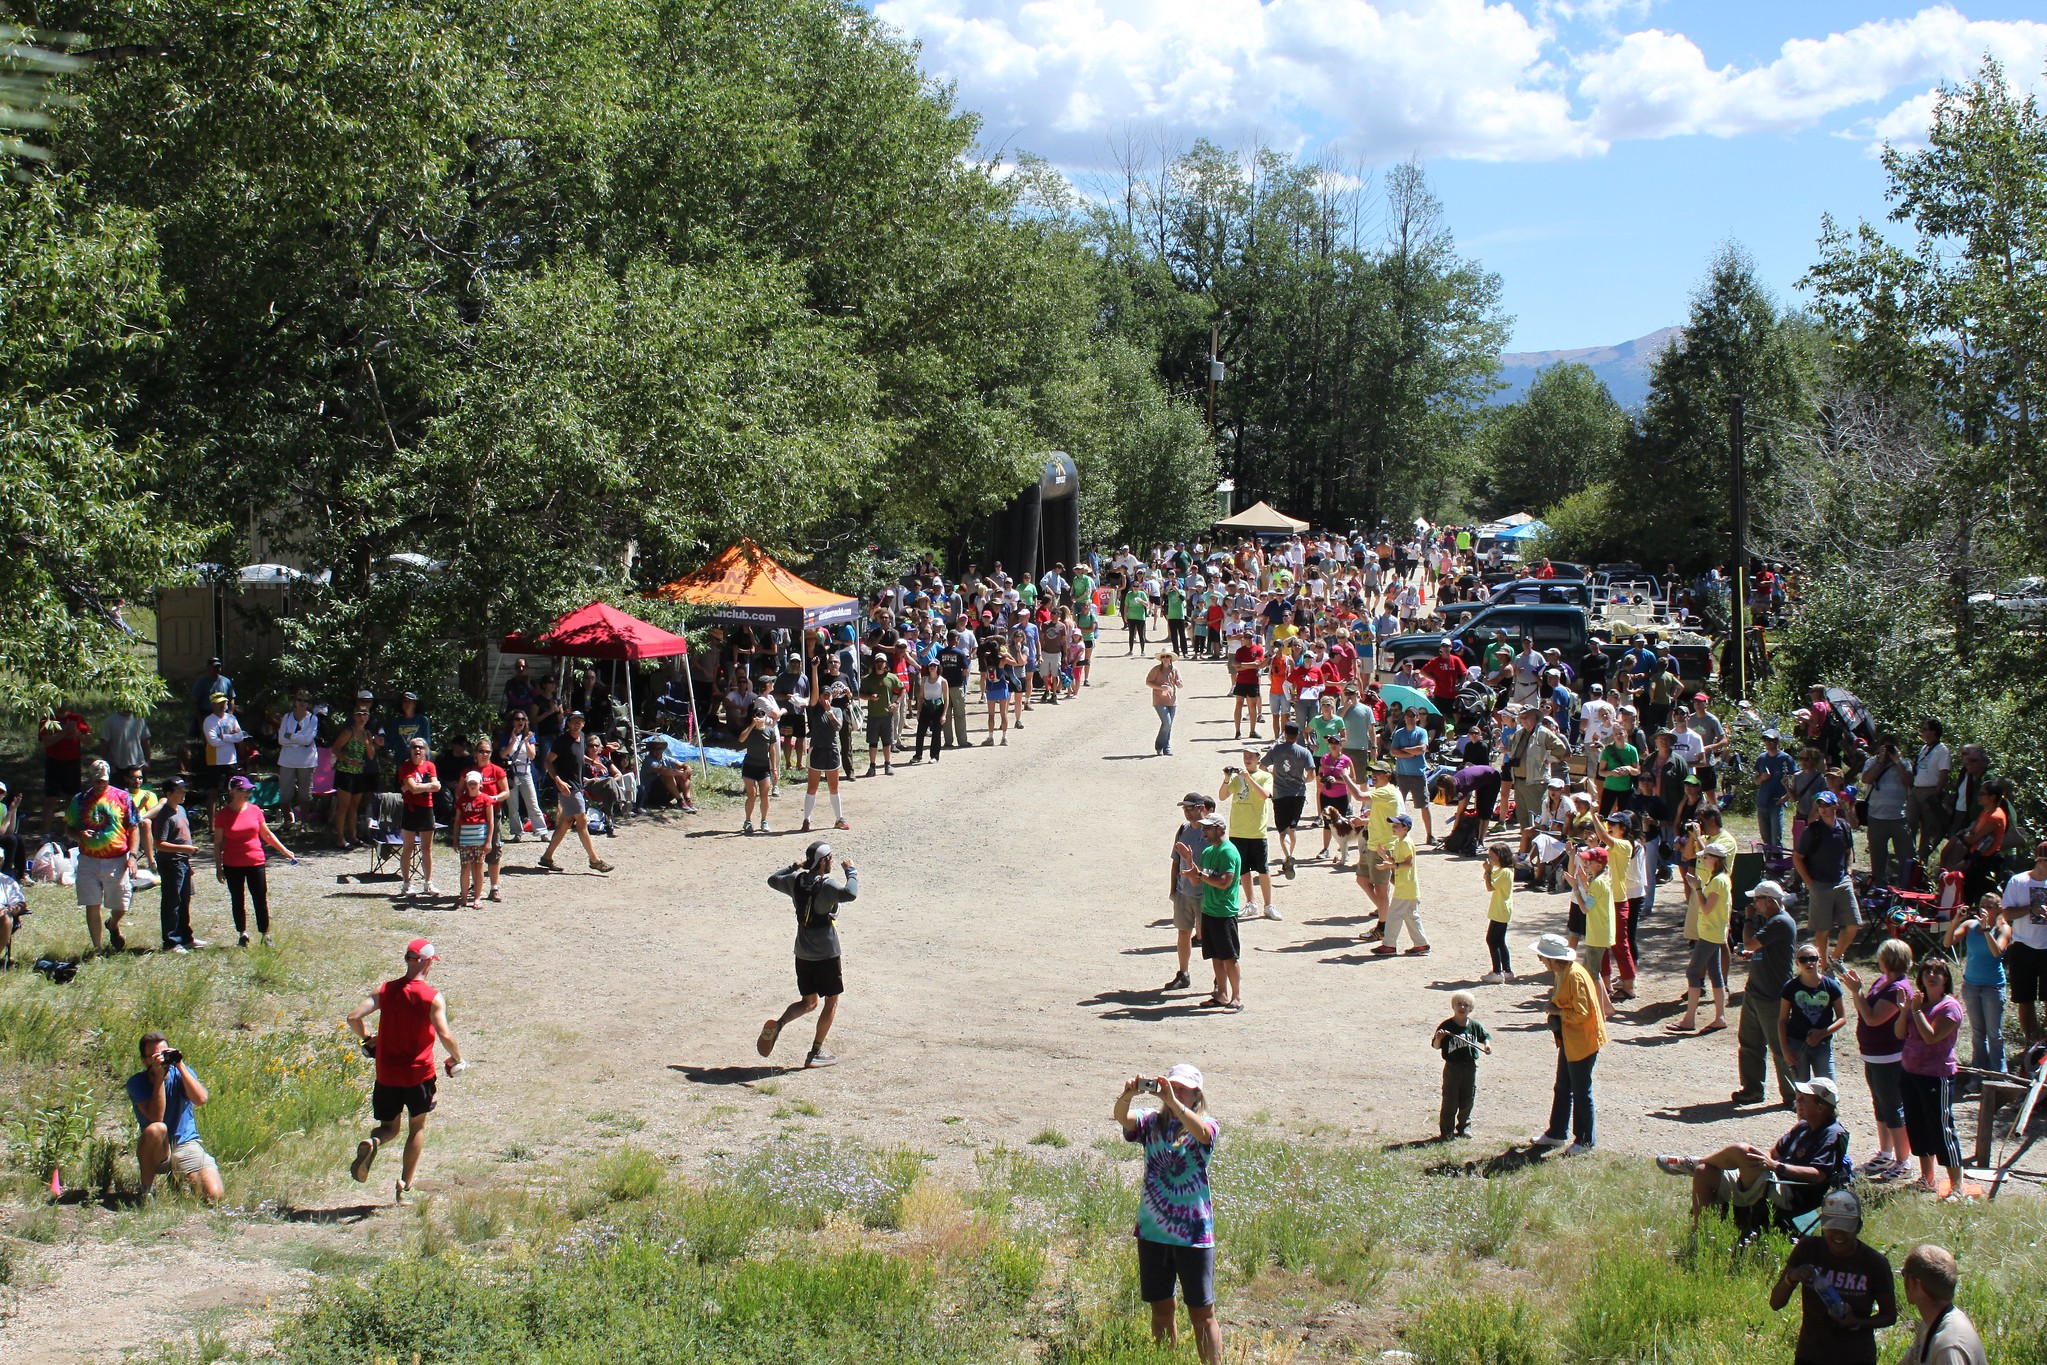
[375,977,440,1086]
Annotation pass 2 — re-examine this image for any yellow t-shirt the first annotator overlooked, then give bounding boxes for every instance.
[1689,871,1731,945]
[1582,877,1615,949]
[1227,770,1273,840]
[1488,865,1514,924]
[1271,624,1300,646]
[1605,837,1631,912]
[1367,784,1403,847]
[1387,836,1418,899]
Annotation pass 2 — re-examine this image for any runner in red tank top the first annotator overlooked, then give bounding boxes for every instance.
[346,939,465,1204]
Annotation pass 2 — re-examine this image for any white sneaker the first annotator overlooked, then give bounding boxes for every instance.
[1264,906,1282,921]
[399,879,414,898]
[260,933,273,947]
[189,938,209,950]
[1565,1141,1596,1157]
[1480,971,1505,984]
[422,881,441,897]
[169,944,190,955]
[1529,1132,1568,1148]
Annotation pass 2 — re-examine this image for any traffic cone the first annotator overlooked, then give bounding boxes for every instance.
[49,1167,62,1198]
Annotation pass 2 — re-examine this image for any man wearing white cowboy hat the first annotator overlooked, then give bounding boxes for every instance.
[1531,932,1604,1156]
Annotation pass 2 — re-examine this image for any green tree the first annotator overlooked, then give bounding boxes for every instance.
[1621,245,1814,570]
[1064,339,1216,550]
[18,0,1129,701]
[1475,362,1625,517]
[0,175,204,719]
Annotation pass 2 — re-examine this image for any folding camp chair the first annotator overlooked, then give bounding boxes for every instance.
[361,793,405,880]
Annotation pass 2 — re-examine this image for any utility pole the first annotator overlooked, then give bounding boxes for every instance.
[1206,322,1219,435]
[1728,393,1748,700]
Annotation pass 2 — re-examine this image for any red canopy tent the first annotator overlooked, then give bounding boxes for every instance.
[501,602,695,769]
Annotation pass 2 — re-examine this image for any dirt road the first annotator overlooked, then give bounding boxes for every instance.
[11,643,2015,1362]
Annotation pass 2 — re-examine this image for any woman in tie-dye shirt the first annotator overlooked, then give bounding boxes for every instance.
[1115,1063,1224,1364]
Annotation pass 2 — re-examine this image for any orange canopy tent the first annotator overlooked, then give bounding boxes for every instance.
[654,538,858,632]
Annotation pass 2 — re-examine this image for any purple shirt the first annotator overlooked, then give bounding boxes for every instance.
[1901,994,1963,1077]
[1854,974,1913,1063]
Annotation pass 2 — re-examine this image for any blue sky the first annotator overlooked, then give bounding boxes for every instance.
[866,1,2047,351]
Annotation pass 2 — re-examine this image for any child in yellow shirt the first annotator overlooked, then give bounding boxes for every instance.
[1482,844,1514,982]
[1371,814,1430,955]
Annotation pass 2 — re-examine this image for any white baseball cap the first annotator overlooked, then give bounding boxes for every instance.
[1166,1062,1204,1091]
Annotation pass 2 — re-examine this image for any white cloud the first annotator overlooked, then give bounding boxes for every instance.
[1577,7,2047,146]
[875,0,2047,167]
[878,0,1593,162]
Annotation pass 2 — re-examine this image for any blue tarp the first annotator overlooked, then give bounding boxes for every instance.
[1496,520,1547,541]
[641,731,745,767]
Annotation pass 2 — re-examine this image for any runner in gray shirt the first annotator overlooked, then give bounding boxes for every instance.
[1263,722,1316,881]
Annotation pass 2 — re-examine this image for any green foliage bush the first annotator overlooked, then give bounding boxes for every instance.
[1408,1292,1555,1365]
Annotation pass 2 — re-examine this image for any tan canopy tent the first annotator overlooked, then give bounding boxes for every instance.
[1214,500,1309,534]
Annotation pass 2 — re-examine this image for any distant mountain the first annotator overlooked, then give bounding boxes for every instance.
[1490,326,1681,410]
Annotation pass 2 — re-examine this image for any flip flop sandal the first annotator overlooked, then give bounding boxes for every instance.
[1697,1020,1729,1033]
[1200,995,1228,1009]
[1662,1022,1695,1034]
[756,1019,781,1058]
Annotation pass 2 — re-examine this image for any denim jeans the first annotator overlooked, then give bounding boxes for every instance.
[1962,980,2006,1075]
[1154,705,1177,754]
[1757,797,1784,850]
[1546,1048,1597,1145]
[1867,816,1912,888]
[1784,1034,1836,1082]
[157,854,194,947]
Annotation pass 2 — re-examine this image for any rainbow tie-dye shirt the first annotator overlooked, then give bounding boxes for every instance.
[68,787,136,860]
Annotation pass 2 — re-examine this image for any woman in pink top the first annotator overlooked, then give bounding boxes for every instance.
[212,776,296,947]
[1898,957,1965,1199]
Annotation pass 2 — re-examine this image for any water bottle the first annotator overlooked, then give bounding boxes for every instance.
[1812,1277,1851,1324]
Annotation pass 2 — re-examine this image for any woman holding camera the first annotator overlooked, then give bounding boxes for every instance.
[1115,1064,1223,1365]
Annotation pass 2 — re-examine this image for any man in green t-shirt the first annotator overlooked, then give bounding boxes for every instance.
[1124,584,1151,655]
[1195,817,1244,1010]
[860,659,904,777]
[1163,583,1188,656]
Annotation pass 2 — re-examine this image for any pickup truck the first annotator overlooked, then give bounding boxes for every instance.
[1388,603,1715,682]
[1437,578,1596,629]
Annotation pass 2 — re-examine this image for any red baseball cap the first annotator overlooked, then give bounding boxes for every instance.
[405,938,438,960]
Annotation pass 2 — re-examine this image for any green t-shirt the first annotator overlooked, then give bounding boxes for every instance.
[1600,743,1640,792]
[1483,641,1513,675]
[1018,582,1038,607]
[860,673,903,708]
[1124,589,1150,620]
[1198,841,1242,918]
[1309,715,1346,756]
[1072,572,1096,603]
[1165,588,1185,620]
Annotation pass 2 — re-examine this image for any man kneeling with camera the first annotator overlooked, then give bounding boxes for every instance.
[127,1031,224,1203]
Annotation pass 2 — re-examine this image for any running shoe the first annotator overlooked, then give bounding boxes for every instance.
[1565,1142,1596,1157]
[1655,1155,1700,1176]
[833,820,850,830]
[1529,1132,1568,1148]
[805,1048,838,1068]
[757,1019,781,1058]
[422,882,440,897]
[1264,906,1282,921]
[742,821,754,835]
[351,1138,379,1182]
[759,822,773,833]
[394,1180,410,1206]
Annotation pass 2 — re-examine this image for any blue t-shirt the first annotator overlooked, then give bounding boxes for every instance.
[1784,974,1844,1036]
[1127,1108,1219,1247]
[1754,750,1796,804]
[1391,726,1429,777]
[126,1067,199,1146]
[1960,920,2007,988]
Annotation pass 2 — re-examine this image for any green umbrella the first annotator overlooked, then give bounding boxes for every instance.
[1379,683,1440,717]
